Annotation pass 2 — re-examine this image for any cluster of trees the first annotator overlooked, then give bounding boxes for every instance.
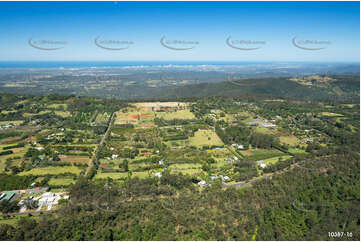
[0,174,36,191]
[250,133,280,149]
[0,150,358,240]
[216,124,250,145]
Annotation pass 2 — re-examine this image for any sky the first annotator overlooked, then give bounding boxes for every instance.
[0,1,359,62]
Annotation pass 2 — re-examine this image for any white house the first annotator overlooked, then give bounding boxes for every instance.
[198,180,207,187]
[154,172,162,178]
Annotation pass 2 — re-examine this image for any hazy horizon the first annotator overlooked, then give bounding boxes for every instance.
[0,1,359,62]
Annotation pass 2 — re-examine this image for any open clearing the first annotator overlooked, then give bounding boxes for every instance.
[95,171,149,180]
[156,109,195,120]
[48,178,75,186]
[262,155,293,165]
[55,111,71,117]
[279,135,299,146]
[59,155,90,165]
[18,166,83,176]
[242,148,284,161]
[134,102,187,110]
[321,112,344,117]
[189,129,223,147]
[48,103,68,109]
[0,120,24,125]
[254,127,278,135]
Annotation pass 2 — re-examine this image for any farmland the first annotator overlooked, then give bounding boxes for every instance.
[0,93,359,241]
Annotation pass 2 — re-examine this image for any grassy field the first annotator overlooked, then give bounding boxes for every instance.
[170,168,202,176]
[135,102,187,110]
[23,110,51,117]
[288,148,307,154]
[18,166,83,176]
[242,148,284,161]
[262,155,293,165]
[254,127,277,135]
[279,135,299,146]
[157,109,195,120]
[169,163,202,176]
[48,177,76,186]
[0,146,28,171]
[0,120,24,125]
[189,129,223,147]
[321,112,344,117]
[95,171,150,180]
[48,103,68,109]
[55,111,71,117]
[59,155,91,165]
[169,163,202,169]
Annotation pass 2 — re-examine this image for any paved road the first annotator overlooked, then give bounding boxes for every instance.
[223,173,273,189]
[85,112,116,175]
[222,159,307,189]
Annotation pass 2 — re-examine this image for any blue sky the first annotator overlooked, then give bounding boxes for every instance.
[0,1,359,62]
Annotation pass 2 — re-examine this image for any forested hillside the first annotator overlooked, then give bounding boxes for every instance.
[156,75,360,102]
[0,151,359,240]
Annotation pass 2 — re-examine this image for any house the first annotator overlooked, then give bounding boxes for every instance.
[234,156,239,161]
[197,180,207,187]
[260,163,267,168]
[232,144,244,149]
[210,175,231,182]
[0,191,17,202]
[158,159,164,165]
[257,160,267,168]
[154,172,162,178]
[111,154,118,159]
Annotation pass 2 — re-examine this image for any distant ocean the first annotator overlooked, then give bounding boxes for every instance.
[0,61,277,69]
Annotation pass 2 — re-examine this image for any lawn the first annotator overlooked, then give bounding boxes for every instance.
[189,129,223,147]
[18,166,83,176]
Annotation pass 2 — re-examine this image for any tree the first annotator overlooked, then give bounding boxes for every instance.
[0,200,19,213]
[123,159,129,172]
